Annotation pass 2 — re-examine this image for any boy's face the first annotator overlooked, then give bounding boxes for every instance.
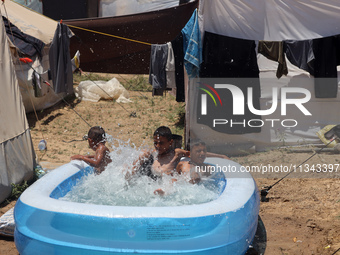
[153,135,173,155]
[190,144,207,164]
[88,138,96,150]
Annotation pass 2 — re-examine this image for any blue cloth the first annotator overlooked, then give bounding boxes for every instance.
[181,9,202,78]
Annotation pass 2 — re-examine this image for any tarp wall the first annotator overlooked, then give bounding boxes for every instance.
[0,17,35,203]
[65,0,198,74]
[188,0,340,154]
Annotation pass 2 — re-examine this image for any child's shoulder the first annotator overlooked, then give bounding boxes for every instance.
[97,143,110,151]
[176,160,190,173]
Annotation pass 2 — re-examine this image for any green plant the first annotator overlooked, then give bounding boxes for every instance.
[174,103,186,128]
[124,76,152,92]
[9,181,29,200]
[73,72,110,84]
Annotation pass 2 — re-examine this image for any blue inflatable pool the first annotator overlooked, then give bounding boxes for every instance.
[14,158,260,255]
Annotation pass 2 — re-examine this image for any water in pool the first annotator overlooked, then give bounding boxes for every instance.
[60,139,223,207]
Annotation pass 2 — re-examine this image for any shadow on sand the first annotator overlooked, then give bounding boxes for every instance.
[246,216,267,255]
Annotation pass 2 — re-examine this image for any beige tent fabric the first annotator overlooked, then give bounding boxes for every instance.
[1,1,65,113]
[0,0,56,44]
[0,16,35,203]
[0,14,28,143]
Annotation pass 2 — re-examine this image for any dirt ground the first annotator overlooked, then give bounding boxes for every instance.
[0,75,339,255]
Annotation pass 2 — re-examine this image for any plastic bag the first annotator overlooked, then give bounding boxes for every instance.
[75,78,132,103]
[0,207,15,237]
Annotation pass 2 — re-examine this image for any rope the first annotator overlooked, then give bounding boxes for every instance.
[332,247,340,255]
[43,81,93,128]
[67,24,152,46]
[18,60,93,128]
[261,137,336,201]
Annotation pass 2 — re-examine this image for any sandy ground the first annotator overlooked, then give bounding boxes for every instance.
[0,76,339,254]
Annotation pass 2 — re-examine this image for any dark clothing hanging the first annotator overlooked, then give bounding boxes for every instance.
[149,44,168,96]
[200,31,260,78]
[199,31,261,134]
[283,40,314,76]
[312,35,340,98]
[32,71,42,97]
[2,16,45,57]
[258,41,288,78]
[171,33,185,102]
[49,23,74,94]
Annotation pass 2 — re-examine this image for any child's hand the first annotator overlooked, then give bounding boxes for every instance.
[174,148,190,158]
[71,155,81,160]
[154,189,165,196]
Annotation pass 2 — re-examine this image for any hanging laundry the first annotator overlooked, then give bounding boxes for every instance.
[166,42,176,89]
[2,16,45,57]
[171,33,185,102]
[312,35,340,98]
[32,71,42,97]
[71,50,81,72]
[200,31,259,78]
[181,9,202,78]
[149,43,168,96]
[283,40,314,75]
[49,23,74,94]
[258,41,288,78]
[199,31,261,134]
[32,71,48,97]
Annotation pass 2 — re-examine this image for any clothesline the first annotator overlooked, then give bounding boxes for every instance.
[67,24,152,46]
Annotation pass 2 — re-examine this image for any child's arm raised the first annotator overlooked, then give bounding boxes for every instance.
[71,144,108,168]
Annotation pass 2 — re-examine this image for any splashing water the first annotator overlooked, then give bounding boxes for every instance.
[60,138,223,207]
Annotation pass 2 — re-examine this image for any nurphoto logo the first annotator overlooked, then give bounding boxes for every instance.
[197,79,312,133]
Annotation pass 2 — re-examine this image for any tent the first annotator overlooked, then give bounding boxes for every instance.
[0,0,62,113]
[0,16,35,204]
[187,0,340,154]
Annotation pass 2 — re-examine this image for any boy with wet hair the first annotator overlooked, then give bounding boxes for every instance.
[71,126,112,174]
[154,138,229,195]
[154,139,208,195]
[128,126,188,181]
[176,139,209,184]
[152,126,188,175]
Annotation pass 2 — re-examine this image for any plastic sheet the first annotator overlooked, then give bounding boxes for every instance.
[0,208,15,237]
[75,78,132,103]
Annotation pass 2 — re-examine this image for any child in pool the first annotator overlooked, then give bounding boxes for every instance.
[154,139,229,195]
[71,126,112,174]
[127,126,188,181]
[176,139,212,184]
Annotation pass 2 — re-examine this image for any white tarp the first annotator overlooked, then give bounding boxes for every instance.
[188,0,340,154]
[199,0,340,41]
[75,78,132,103]
[0,17,35,203]
[99,0,189,17]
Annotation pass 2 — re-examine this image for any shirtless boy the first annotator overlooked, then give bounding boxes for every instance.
[71,126,112,174]
[176,139,211,184]
[128,126,188,181]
